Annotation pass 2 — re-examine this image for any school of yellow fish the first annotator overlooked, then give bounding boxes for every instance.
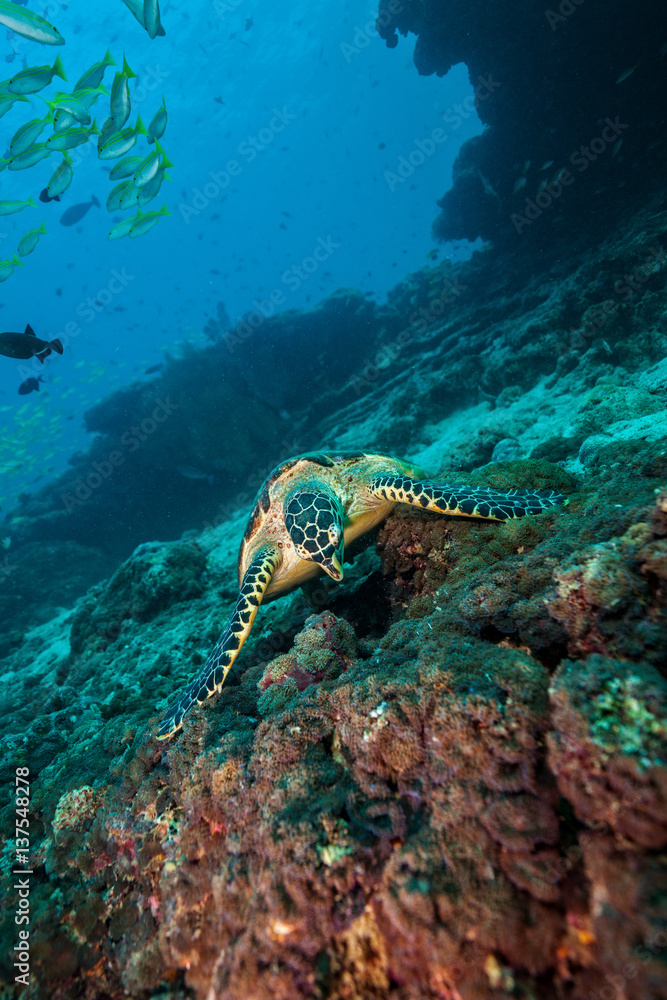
[0,0,171,281]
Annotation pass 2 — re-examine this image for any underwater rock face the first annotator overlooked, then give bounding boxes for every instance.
[69,538,207,654]
[2,192,667,999]
[375,0,667,247]
[2,449,665,998]
[548,655,667,849]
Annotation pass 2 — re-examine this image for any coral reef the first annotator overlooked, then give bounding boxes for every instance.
[257,611,358,715]
[0,440,665,998]
[1,139,667,1000]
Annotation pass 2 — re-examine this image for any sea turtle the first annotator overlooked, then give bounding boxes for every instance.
[157,451,566,739]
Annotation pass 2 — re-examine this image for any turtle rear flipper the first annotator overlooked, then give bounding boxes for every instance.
[370,474,567,521]
[284,486,345,580]
[156,544,281,739]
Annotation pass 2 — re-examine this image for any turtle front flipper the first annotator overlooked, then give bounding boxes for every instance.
[156,544,281,740]
[369,474,567,521]
[284,486,345,580]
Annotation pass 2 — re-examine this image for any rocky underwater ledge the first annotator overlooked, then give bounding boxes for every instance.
[0,189,666,999]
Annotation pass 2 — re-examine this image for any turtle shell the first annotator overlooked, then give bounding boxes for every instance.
[241,451,368,550]
[244,453,367,553]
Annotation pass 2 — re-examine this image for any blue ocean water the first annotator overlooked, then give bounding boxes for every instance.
[0,0,481,508]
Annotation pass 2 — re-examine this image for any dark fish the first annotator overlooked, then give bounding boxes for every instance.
[59,194,100,227]
[0,324,63,364]
[145,362,164,374]
[39,187,60,203]
[18,375,45,394]
[245,16,253,29]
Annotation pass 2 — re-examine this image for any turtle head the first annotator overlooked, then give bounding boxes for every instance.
[284,487,345,581]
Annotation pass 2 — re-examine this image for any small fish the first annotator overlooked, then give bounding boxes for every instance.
[46,153,73,198]
[0,324,62,362]
[109,154,143,180]
[107,215,136,240]
[128,203,169,238]
[425,248,439,261]
[143,0,162,40]
[51,109,77,133]
[0,1,65,45]
[146,96,167,143]
[176,464,214,484]
[46,87,106,125]
[45,121,98,152]
[97,117,146,159]
[611,138,623,159]
[120,0,166,35]
[0,197,36,216]
[4,143,52,170]
[0,93,29,119]
[18,375,45,395]
[9,115,51,157]
[118,184,141,210]
[7,54,67,95]
[616,64,638,84]
[245,16,253,30]
[133,140,170,187]
[17,221,47,257]
[97,116,116,150]
[513,176,527,194]
[145,362,164,374]
[110,55,136,129]
[106,180,134,212]
[0,254,23,282]
[539,160,554,171]
[137,165,170,206]
[59,195,100,226]
[74,49,116,91]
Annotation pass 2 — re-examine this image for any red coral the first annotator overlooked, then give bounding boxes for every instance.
[258,611,357,691]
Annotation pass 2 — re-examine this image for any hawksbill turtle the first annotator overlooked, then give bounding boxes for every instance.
[157,451,566,739]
